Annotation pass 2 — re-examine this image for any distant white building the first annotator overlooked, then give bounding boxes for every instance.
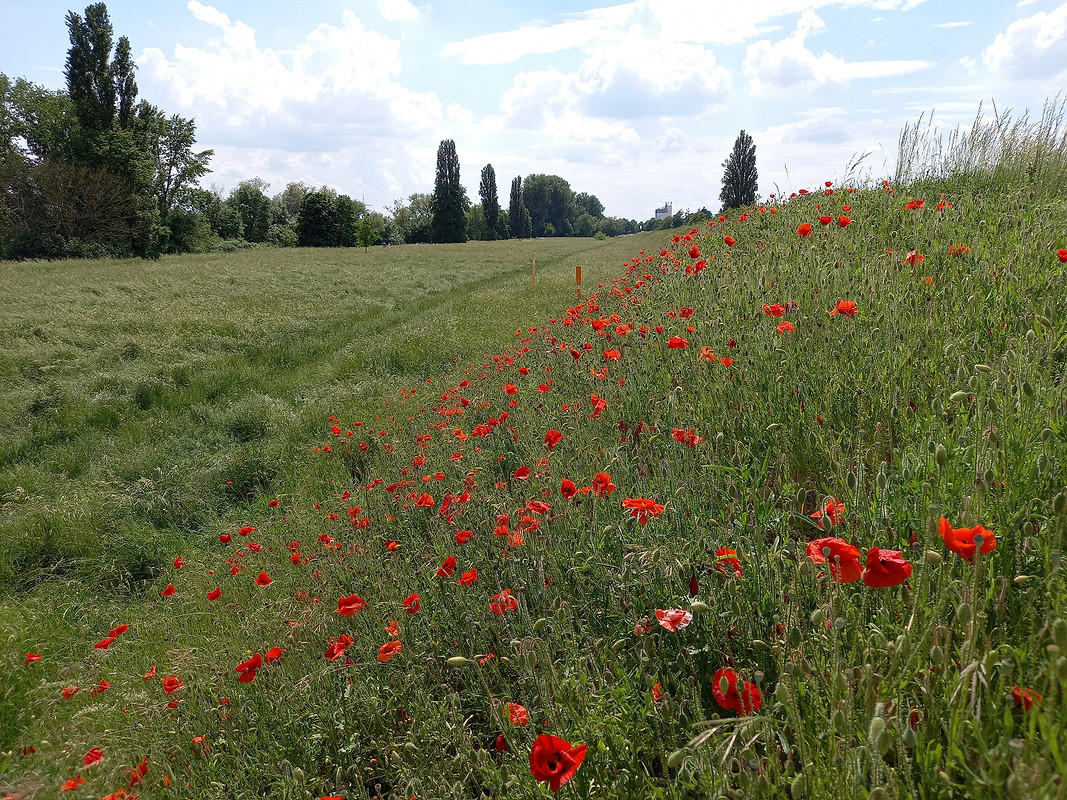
[654,202,672,221]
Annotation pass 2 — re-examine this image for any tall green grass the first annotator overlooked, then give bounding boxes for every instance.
[2,130,1067,799]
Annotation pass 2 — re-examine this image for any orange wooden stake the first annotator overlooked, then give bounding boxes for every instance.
[576,264,582,298]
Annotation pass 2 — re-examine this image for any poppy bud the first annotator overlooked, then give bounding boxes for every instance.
[902,727,917,749]
[834,673,848,694]
[930,645,944,665]
[667,749,686,769]
[868,715,886,748]
[846,472,858,491]
[876,472,888,491]
[533,618,548,633]
[949,390,968,403]
[1053,619,1067,651]
[775,682,790,704]
[833,708,847,732]
[935,444,948,467]
[1055,493,1067,515]
[1022,380,1035,398]
[956,603,972,628]
[796,488,807,506]
[975,363,992,373]
[790,772,807,798]
[446,656,471,667]
[809,609,825,627]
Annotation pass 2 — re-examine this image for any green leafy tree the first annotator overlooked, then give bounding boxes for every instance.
[137,104,213,218]
[431,139,466,243]
[478,163,499,240]
[355,214,380,250]
[64,3,116,134]
[296,191,334,246]
[720,129,758,210]
[112,34,137,130]
[389,193,433,243]
[575,191,604,219]
[228,178,271,242]
[508,176,527,240]
[522,174,576,237]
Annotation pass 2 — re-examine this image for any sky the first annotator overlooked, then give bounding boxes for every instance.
[2,0,1066,221]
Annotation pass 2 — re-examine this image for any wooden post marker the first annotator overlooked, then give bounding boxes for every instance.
[576,265,582,299]
[532,253,536,290]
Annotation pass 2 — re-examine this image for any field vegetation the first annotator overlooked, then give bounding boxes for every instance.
[2,104,1067,800]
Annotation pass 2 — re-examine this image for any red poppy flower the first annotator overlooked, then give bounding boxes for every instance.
[336,594,367,616]
[938,517,997,561]
[173,557,184,569]
[671,428,703,447]
[264,647,284,664]
[218,533,231,544]
[589,393,608,419]
[25,652,42,664]
[325,634,354,661]
[238,526,255,536]
[622,497,665,525]
[591,472,616,497]
[667,336,689,348]
[862,547,913,588]
[904,199,925,210]
[1012,686,1042,711]
[489,589,519,615]
[414,493,435,508]
[560,478,578,499]
[90,679,110,695]
[142,665,156,680]
[529,734,587,792]
[720,357,733,367]
[455,529,473,544]
[161,675,183,695]
[268,499,280,508]
[513,465,531,480]
[838,216,851,227]
[235,653,262,683]
[688,245,701,258]
[108,624,129,637]
[207,587,221,601]
[60,775,85,791]
[61,686,80,699]
[715,547,743,578]
[254,572,272,586]
[503,383,518,395]
[1058,248,1067,263]
[762,303,787,317]
[508,701,530,726]
[712,668,762,715]
[160,584,175,597]
[602,349,621,362]
[829,299,858,317]
[819,215,832,225]
[544,429,563,450]
[437,556,457,577]
[403,592,421,614]
[806,537,862,583]
[797,223,813,237]
[458,568,479,586]
[723,236,735,247]
[810,497,845,528]
[377,640,403,663]
[655,608,693,632]
[94,636,116,650]
[903,249,924,265]
[84,747,104,767]
[385,619,401,637]
[776,320,796,334]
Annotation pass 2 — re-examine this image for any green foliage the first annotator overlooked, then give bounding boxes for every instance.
[523,173,577,236]
[508,175,526,239]
[391,192,433,244]
[432,139,467,243]
[64,3,116,133]
[479,163,500,239]
[355,214,380,250]
[228,178,271,243]
[720,129,758,210]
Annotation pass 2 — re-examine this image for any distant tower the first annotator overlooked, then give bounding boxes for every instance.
[655,202,673,221]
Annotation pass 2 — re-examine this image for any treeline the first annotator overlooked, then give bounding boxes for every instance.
[0,4,213,259]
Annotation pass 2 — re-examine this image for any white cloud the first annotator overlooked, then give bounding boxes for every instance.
[982,2,1067,82]
[378,0,420,22]
[934,21,973,29]
[744,9,933,95]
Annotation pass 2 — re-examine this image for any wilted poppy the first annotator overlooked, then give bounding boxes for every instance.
[938,517,997,561]
[336,594,366,616]
[377,640,403,663]
[529,734,587,792]
[403,593,421,614]
[655,608,693,632]
[862,547,913,587]
[806,537,862,583]
[829,300,858,317]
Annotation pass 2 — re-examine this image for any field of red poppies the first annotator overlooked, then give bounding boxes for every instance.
[4,145,1067,797]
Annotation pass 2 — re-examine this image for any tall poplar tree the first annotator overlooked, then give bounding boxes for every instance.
[431,139,466,243]
[64,3,117,133]
[719,130,758,210]
[508,175,528,240]
[478,163,499,240]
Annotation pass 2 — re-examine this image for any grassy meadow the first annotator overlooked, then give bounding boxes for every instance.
[3,123,1067,798]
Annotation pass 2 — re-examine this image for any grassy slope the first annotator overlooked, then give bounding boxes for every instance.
[1,184,1066,800]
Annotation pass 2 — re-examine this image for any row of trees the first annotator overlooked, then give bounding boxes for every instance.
[1,3,213,259]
